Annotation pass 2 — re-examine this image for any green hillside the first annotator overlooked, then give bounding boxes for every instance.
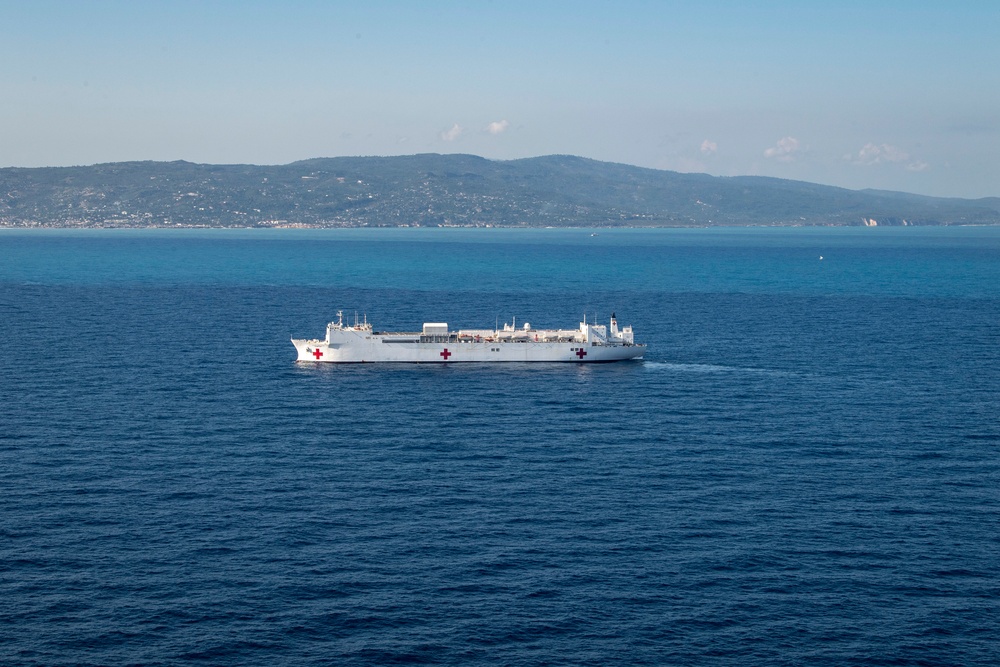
[2,154,998,228]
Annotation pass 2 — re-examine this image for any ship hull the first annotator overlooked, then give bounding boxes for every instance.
[292,334,645,363]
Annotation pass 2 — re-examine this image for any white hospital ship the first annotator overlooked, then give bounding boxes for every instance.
[293,311,645,363]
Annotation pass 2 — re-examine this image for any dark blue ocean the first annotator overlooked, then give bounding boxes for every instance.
[2,227,998,666]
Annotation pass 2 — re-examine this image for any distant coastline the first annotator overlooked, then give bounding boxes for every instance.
[3,154,999,229]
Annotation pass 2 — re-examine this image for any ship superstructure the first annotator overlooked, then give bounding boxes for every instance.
[292,311,645,363]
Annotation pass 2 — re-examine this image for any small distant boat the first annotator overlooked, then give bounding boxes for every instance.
[292,311,646,363]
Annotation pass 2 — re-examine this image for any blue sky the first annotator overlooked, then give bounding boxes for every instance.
[2,1,998,198]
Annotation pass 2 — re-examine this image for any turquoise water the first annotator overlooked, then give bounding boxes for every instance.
[4,226,998,298]
[1,227,998,665]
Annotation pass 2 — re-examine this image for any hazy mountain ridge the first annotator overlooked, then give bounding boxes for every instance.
[2,154,998,228]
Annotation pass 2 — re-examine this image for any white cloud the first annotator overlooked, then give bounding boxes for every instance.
[851,142,928,171]
[763,136,800,162]
[700,139,717,155]
[485,120,509,135]
[854,142,909,165]
[439,123,463,142]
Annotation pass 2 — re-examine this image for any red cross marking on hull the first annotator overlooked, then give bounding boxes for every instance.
[440,348,452,360]
[576,348,587,360]
[313,348,324,359]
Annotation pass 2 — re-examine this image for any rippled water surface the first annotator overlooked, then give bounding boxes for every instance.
[2,228,998,665]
